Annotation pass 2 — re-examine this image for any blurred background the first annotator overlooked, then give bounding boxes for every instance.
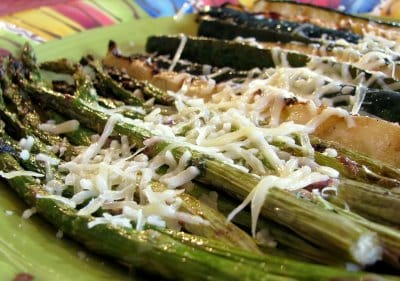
[0,0,399,56]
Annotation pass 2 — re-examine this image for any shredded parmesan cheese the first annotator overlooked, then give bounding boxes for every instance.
[169,34,188,71]
[39,120,80,135]
[0,170,43,179]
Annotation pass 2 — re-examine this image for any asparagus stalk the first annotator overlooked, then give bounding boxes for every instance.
[186,182,344,266]
[43,109,94,146]
[151,181,261,252]
[345,216,400,269]
[59,182,262,253]
[311,136,400,188]
[21,50,145,135]
[314,194,400,268]
[271,137,400,189]
[78,56,144,106]
[337,178,400,226]
[22,82,151,146]
[39,58,76,75]
[20,43,41,81]
[0,98,69,164]
[96,95,145,120]
[1,58,84,162]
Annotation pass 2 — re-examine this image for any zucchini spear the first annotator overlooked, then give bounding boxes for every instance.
[199,7,361,44]
[248,0,400,40]
[146,35,400,92]
[102,41,174,105]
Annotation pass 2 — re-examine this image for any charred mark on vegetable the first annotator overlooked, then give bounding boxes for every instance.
[107,40,160,76]
[338,156,360,177]
[284,97,297,106]
[303,179,333,192]
[52,80,75,95]
[190,157,206,177]
[312,143,327,153]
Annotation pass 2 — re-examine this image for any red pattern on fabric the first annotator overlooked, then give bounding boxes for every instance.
[52,1,115,29]
[68,1,116,25]
[0,0,72,16]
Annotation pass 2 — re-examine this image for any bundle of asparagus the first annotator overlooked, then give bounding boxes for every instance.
[2,1,400,279]
[0,44,390,281]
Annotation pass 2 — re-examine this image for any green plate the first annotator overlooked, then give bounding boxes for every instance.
[0,15,197,280]
[34,14,197,61]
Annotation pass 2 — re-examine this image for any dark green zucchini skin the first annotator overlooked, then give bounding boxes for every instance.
[360,90,400,123]
[199,7,361,44]
[146,55,252,82]
[199,18,311,44]
[146,35,309,70]
[327,88,400,123]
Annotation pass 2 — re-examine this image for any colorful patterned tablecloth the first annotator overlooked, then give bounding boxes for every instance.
[0,0,399,57]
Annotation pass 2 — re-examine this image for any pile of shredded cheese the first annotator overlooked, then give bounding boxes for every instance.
[321,34,400,79]
[39,114,206,231]
[27,63,351,235]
